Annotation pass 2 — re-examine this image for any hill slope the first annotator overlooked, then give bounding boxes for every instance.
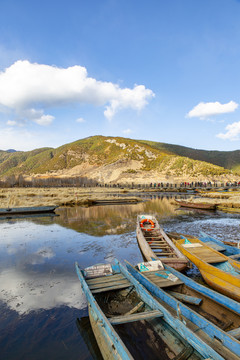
[139,140,240,171]
[0,136,238,183]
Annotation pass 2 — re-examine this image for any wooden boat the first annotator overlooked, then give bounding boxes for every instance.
[0,205,57,216]
[76,317,103,360]
[199,231,240,258]
[126,260,240,359]
[136,214,188,271]
[168,234,240,302]
[168,231,240,258]
[175,199,216,210]
[75,260,224,360]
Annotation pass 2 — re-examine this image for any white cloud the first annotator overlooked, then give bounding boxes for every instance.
[34,114,54,126]
[76,117,85,123]
[123,128,132,134]
[0,126,54,150]
[187,101,238,119]
[217,121,240,141]
[0,60,154,124]
[7,120,17,126]
[0,268,86,314]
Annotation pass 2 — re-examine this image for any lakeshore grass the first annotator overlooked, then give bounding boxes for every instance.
[1,187,240,212]
[0,187,141,207]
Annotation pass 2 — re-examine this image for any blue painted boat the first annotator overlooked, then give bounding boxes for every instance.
[75,261,225,360]
[125,260,240,360]
[199,231,240,258]
[0,205,57,215]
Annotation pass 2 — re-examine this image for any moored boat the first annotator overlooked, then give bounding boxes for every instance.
[175,200,216,210]
[0,205,57,216]
[136,214,188,271]
[168,234,240,302]
[75,260,224,360]
[199,231,240,258]
[126,259,240,359]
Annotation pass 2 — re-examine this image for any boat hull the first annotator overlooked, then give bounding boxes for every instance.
[136,215,188,271]
[175,200,216,210]
[0,206,57,216]
[75,261,225,360]
[125,260,240,359]
[89,305,123,360]
[172,237,240,302]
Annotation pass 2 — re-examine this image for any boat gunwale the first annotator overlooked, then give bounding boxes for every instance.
[173,238,240,298]
[76,261,226,360]
[125,260,240,359]
[136,215,188,269]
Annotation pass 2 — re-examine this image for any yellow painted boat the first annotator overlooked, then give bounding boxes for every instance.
[170,235,240,302]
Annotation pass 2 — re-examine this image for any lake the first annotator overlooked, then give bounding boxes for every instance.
[1,195,240,359]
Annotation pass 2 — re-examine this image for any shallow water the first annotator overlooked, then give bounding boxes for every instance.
[0,195,240,359]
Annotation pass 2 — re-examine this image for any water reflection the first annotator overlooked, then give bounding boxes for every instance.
[55,198,177,236]
[1,197,240,359]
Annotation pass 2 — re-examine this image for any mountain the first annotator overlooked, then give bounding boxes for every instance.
[0,135,238,183]
[6,149,17,153]
[139,140,240,172]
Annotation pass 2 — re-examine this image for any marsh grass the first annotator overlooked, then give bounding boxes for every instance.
[0,187,135,207]
[1,187,240,211]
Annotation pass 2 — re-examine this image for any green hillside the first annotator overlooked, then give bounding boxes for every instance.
[0,135,237,179]
[139,140,240,170]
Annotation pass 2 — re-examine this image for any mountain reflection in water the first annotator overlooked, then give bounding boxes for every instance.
[55,197,176,236]
[0,196,240,359]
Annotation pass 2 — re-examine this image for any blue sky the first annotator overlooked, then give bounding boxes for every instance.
[1,0,240,151]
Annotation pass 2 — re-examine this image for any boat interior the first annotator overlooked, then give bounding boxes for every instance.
[85,271,203,359]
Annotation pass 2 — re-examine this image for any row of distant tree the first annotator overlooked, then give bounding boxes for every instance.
[0,174,239,188]
[0,174,98,188]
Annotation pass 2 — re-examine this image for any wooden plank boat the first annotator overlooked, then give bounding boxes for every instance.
[0,206,57,216]
[168,234,240,302]
[175,200,216,210]
[199,231,240,258]
[76,316,103,360]
[75,260,224,360]
[126,260,240,359]
[168,231,240,258]
[136,214,188,271]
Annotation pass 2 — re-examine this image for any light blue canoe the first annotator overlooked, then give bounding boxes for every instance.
[75,260,225,360]
[199,231,240,258]
[125,259,240,360]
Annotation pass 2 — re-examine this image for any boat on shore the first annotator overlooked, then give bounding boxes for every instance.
[0,205,58,216]
[168,231,240,258]
[126,259,240,359]
[175,200,216,210]
[75,260,224,360]
[199,231,240,258]
[168,234,240,302]
[136,214,189,271]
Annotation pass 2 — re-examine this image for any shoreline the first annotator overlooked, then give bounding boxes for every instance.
[1,187,240,213]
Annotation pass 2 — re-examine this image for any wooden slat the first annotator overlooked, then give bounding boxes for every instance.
[89,279,130,290]
[228,327,240,339]
[149,242,169,246]
[91,283,132,294]
[86,274,125,285]
[151,244,171,250]
[184,246,227,264]
[145,236,163,239]
[151,246,171,250]
[108,310,163,325]
[153,252,173,256]
[166,291,202,305]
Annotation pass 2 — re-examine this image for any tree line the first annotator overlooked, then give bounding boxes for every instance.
[0,175,98,188]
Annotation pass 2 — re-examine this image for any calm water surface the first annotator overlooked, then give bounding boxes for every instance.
[1,195,240,359]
